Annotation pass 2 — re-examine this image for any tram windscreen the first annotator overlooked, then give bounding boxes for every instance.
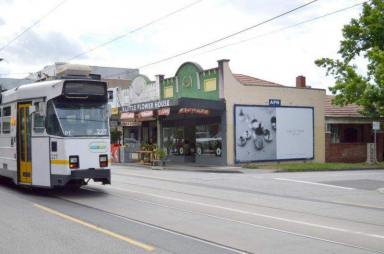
[51,101,109,137]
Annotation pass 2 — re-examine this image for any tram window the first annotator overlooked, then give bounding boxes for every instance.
[33,114,45,133]
[2,106,11,134]
[46,101,62,136]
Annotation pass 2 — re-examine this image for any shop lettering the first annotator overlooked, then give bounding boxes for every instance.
[124,99,171,112]
[178,108,210,115]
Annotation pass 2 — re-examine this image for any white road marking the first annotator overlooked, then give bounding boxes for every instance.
[274,177,355,190]
[106,185,384,240]
[91,190,382,254]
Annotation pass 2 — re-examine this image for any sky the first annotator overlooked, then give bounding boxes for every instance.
[0,0,364,91]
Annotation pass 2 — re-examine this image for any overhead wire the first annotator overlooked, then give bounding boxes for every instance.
[101,0,320,79]
[65,0,204,61]
[0,0,67,52]
[136,0,319,69]
[197,1,365,56]
[0,1,367,78]
[1,0,202,77]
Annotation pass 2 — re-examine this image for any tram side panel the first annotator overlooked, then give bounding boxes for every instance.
[0,103,18,183]
[31,137,50,187]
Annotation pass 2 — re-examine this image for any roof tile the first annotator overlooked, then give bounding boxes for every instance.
[325,95,362,117]
[233,74,284,87]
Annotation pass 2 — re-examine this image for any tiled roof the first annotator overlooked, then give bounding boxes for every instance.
[325,95,362,117]
[233,74,284,87]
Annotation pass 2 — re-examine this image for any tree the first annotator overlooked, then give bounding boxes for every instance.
[315,0,384,118]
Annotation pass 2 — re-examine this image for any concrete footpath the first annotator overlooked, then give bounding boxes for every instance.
[112,162,276,173]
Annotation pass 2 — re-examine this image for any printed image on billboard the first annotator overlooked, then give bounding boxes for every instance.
[234,105,313,163]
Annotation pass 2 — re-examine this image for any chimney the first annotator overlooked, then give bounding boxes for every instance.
[296,75,306,88]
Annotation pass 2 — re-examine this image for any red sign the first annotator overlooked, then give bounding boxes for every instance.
[138,110,153,118]
[178,108,209,115]
[120,112,135,120]
[158,107,170,116]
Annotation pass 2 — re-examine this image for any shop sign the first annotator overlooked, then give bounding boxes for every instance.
[158,107,170,116]
[138,110,153,118]
[121,121,142,127]
[178,108,210,115]
[122,99,177,112]
[111,107,119,115]
[269,99,281,107]
[120,112,135,120]
[109,120,119,127]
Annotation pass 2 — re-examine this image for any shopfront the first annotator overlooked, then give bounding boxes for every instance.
[117,60,326,165]
[121,97,227,165]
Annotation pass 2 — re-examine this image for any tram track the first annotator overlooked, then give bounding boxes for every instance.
[52,186,384,254]
[110,178,384,228]
[113,171,384,212]
[51,191,251,254]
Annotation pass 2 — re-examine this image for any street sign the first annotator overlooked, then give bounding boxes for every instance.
[373,121,380,130]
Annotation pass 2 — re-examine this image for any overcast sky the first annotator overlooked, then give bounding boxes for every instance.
[0,0,363,91]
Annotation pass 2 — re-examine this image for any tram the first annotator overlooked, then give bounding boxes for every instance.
[0,66,111,188]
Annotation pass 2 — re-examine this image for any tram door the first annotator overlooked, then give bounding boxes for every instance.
[18,103,32,184]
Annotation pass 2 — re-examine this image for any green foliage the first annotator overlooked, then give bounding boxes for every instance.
[315,0,384,118]
[140,143,156,151]
[154,148,167,160]
[110,129,122,144]
[244,162,384,172]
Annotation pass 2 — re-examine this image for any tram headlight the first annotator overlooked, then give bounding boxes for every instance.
[99,154,108,168]
[69,156,79,169]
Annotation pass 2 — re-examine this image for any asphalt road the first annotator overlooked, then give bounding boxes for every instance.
[1,166,384,254]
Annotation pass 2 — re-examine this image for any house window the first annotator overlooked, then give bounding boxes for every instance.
[330,125,340,144]
[342,127,358,143]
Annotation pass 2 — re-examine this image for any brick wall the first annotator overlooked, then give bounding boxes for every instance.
[325,132,384,163]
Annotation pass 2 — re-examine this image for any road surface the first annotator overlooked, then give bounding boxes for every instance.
[1,165,384,254]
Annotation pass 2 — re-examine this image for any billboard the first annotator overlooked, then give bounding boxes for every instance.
[234,105,313,163]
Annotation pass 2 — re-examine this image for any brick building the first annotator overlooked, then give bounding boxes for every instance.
[325,96,383,162]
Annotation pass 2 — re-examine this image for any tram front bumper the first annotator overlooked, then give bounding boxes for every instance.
[51,169,111,187]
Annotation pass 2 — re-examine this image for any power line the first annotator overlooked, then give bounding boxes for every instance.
[137,0,319,69]
[66,0,203,61]
[0,0,67,52]
[198,1,365,56]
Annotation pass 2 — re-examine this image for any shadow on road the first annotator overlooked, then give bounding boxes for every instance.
[0,176,108,199]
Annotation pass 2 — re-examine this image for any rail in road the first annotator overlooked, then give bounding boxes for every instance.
[0,168,383,254]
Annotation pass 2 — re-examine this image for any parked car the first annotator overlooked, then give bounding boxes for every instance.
[196,132,222,156]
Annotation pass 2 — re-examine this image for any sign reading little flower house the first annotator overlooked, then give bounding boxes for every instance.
[122,99,177,112]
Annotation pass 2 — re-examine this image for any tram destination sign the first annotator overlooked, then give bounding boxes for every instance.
[122,99,178,112]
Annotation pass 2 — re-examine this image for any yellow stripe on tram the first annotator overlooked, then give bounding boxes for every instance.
[51,160,69,165]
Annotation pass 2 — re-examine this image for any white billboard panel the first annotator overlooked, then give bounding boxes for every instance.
[234,105,313,163]
[275,107,313,160]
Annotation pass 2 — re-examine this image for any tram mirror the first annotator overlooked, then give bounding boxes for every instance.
[38,102,46,116]
[29,105,36,115]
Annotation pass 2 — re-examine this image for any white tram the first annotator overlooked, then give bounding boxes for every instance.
[0,75,111,188]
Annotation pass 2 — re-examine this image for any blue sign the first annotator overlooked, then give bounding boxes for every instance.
[269,99,281,107]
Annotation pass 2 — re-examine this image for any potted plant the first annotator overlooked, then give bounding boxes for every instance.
[153,148,167,167]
